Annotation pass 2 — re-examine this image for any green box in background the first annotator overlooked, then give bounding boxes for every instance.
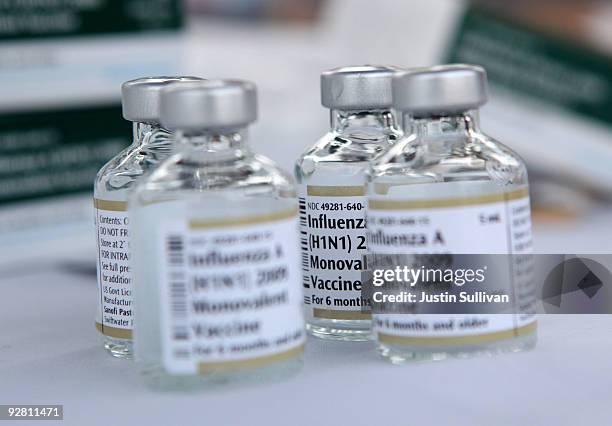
[0,105,129,205]
[0,0,183,243]
[447,5,612,213]
[0,0,182,39]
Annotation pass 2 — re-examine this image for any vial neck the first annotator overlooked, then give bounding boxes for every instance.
[330,109,396,134]
[133,122,170,147]
[406,110,481,142]
[175,128,249,162]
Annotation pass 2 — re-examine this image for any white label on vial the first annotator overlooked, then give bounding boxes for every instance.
[367,186,536,342]
[158,210,305,375]
[94,199,133,339]
[298,185,370,320]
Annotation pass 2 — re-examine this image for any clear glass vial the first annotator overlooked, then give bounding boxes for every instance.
[295,66,399,341]
[295,66,401,341]
[94,76,202,358]
[367,65,537,362]
[130,80,305,390]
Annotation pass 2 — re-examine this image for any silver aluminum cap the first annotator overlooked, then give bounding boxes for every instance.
[121,76,204,123]
[393,64,489,116]
[160,80,257,132]
[320,65,396,110]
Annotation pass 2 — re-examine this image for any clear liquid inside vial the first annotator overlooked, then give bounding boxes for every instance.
[369,112,537,362]
[131,130,304,390]
[94,123,172,358]
[295,110,400,341]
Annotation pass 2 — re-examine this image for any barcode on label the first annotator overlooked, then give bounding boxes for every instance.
[298,197,309,288]
[168,235,184,265]
[298,197,307,226]
[166,235,190,342]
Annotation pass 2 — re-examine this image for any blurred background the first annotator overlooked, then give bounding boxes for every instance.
[1,0,612,266]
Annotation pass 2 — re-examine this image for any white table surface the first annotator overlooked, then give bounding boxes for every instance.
[2,211,612,426]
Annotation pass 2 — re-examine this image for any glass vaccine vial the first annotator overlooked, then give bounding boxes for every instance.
[296,66,401,341]
[367,65,537,362]
[94,76,203,358]
[130,80,305,389]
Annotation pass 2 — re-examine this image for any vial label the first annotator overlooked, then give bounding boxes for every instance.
[298,185,370,321]
[367,185,536,343]
[157,210,305,374]
[94,199,133,339]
